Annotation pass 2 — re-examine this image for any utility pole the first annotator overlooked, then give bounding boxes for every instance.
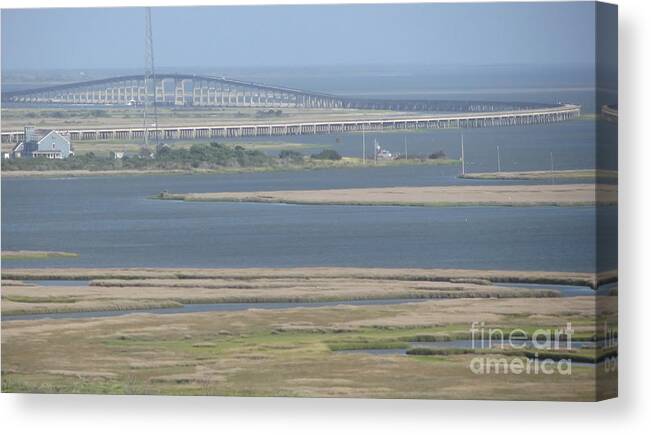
[497,145,501,173]
[374,138,378,164]
[144,7,159,150]
[550,151,555,184]
[460,133,465,176]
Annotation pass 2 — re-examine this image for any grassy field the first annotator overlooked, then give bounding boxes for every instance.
[157,183,617,207]
[1,290,617,400]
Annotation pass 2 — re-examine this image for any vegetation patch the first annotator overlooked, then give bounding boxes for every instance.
[1,250,79,260]
[154,184,616,208]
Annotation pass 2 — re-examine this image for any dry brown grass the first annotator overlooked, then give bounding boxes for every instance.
[1,266,615,315]
[1,250,79,260]
[1,273,563,316]
[1,266,615,287]
[159,184,617,207]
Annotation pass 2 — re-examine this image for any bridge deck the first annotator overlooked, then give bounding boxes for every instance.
[1,105,580,144]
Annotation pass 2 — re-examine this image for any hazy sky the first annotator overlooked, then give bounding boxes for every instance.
[2,2,596,71]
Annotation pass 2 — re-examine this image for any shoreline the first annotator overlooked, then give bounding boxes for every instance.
[460,169,618,181]
[1,158,458,179]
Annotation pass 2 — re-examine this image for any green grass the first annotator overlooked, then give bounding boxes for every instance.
[2,297,616,399]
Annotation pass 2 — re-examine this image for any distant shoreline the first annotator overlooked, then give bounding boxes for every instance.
[460,169,618,181]
[1,250,79,260]
[1,158,458,178]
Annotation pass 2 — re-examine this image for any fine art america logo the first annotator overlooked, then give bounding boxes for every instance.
[468,321,617,376]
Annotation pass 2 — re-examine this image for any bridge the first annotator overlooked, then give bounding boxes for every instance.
[1,106,580,144]
[1,73,581,143]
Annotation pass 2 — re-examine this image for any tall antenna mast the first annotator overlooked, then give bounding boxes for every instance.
[144,7,159,149]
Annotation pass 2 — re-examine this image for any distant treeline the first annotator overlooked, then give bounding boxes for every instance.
[1,143,342,172]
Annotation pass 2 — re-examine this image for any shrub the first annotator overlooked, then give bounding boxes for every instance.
[428,150,447,160]
[279,149,303,161]
[311,149,342,161]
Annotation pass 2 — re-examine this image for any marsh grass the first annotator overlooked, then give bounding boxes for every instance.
[154,184,617,208]
[1,267,593,319]
[327,340,409,351]
[1,250,79,260]
[1,267,615,288]
[2,295,79,304]
[1,294,617,399]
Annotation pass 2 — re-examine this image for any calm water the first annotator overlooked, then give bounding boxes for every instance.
[1,65,617,273]
[1,167,616,272]
[226,119,617,173]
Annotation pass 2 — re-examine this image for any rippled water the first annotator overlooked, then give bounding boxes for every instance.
[1,167,616,271]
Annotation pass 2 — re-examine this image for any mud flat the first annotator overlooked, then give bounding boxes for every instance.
[460,169,618,181]
[157,183,617,207]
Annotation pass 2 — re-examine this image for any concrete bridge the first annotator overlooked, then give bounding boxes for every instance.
[1,73,581,144]
[3,73,561,113]
[1,105,580,144]
[2,74,344,109]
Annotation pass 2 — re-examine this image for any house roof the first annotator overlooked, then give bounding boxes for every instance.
[37,130,70,145]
